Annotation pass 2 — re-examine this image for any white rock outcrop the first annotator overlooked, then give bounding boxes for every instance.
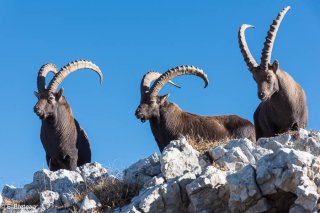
[1,162,106,212]
[40,190,61,210]
[123,153,161,188]
[3,130,320,212]
[160,137,202,180]
[119,131,320,212]
[79,192,102,211]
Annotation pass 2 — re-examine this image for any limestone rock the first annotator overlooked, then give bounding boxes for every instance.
[256,148,319,211]
[40,190,60,210]
[123,153,161,188]
[186,166,229,212]
[33,169,84,194]
[209,138,270,172]
[76,162,108,186]
[161,137,201,180]
[79,192,102,211]
[227,165,264,212]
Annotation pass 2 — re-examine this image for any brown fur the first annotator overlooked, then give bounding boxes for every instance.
[136,95,255,152]
[34,89,91,171]
[252,65,308,140]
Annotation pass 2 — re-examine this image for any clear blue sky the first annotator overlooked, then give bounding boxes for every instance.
[0,1,319,188]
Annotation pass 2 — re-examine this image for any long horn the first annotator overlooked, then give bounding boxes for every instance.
[260,6,291,71]
[37,64,58,93]
[141,71,181,100]
[47,60,103,93]
[238,24,258,72]
[149,65,208,100]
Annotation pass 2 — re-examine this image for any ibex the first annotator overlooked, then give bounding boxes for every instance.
[135,66,255,152]
[34,60,103,171]
[238,6,308,140]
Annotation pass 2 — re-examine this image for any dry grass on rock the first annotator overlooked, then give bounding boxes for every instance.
[186,135,231,154]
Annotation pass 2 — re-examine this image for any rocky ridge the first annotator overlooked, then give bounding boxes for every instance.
[1,129,320,212]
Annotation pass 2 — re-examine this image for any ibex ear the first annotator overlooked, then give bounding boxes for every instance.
[272,60,279,73]
[57,88,64,100]
[159,94,170,105]
[34,91,40,99]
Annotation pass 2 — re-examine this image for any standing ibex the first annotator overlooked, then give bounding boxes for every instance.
[135,66,255,152]
[238,6,308,140]
[34,60,103,171]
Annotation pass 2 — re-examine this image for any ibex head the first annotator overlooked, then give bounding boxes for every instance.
[135,66,208,122]
[238,6,290,101]
[34,60,103,120]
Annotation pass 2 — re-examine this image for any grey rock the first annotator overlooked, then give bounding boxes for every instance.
[60,193,77,207]
[289,205,310,213]
[2,184,38,203]
[209,138,257,172]
[40,190,60,210]
[186,166,229,212]
[227,165,265,213]
[244,198,270,213]
[79,192,102,211]
[256,148,319,211]
[33,169,84,194]
[123,153,161,188]
[143,175,165,188]
[76,162,108,186]
[161,137,201,180]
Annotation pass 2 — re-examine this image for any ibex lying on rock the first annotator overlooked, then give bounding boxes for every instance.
[239,6,308,140]
[34,60,103,171]
[135,66,255,152]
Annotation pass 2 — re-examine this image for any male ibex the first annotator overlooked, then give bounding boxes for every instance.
[135,66,255,152]
[238,6,308,140]
[34,60,103,171]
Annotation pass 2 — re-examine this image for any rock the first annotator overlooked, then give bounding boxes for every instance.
[161,137,201,180]
[114,204,142,213]
[256,148,319,211]
[2,184,38,203]
[40,190,60,210]
[186,166,229,212]
[33,169,84,194]
[4,130,320,213]
[289,204,310,213]
[227,165,265,213]
[61,193,78,207]
[244,198,270,213]
[76,162,108,187]
[79,192,102,211]
[119,173,195,213]
[209,138,264,172]
[2,185,16,198]
[123,153,161,188]
[257,128,320,156]
[143,175,165,188]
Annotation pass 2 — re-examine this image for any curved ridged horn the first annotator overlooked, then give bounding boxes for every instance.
[37,64,58,93]
[260,6,291,71]
[238,24,258,72]
[47,60,103,94]
[141,71,181,100]
[149,65,208,100]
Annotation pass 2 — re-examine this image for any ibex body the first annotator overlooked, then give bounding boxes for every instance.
[135,66,255,152]
[239,6,308,140]
[34,60,103,171]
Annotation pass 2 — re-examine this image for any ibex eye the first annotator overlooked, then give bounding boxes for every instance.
[48,96,54,103]
[267,75,272,82]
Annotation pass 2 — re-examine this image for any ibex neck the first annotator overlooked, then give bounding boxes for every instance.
[44,104,77,143]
